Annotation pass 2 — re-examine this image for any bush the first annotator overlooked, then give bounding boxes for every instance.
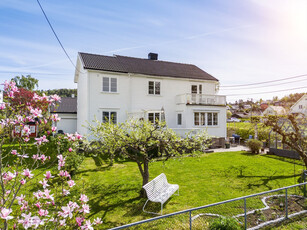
[246,139,263,154]
[209,216,242,230]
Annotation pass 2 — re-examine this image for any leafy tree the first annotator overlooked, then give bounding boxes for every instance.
[88,118,211,195]
[40,88,77,98]
[227,110,232,119]
[264,114,307,167]
[11,75,38,91]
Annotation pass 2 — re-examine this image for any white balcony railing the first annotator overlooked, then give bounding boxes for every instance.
[176,94,226,106]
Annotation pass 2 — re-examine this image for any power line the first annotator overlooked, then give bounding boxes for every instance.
[226,86,307,96]
[221,78,307,91]
[36,0,83,74]
[220,74,307,88]
[0,71,70,75]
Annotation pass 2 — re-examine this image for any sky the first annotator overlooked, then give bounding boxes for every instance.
[0,0,306,102]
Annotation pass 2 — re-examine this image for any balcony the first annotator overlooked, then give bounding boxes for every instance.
[176,94,226,106]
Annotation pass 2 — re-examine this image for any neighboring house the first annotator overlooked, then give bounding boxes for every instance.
[231,113,249,119]
[290,94,307,115]
[51,97,77,134]
[260,103,268,112]
[74,52,227,138]
[263,106,287,116]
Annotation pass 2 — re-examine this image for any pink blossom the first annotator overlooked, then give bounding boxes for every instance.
[24,137,30,142]
[16,194,26,205]
[59,205,73,219]
[38,209,48,217]
[81,220,93,230]
[51,126,57,132]
[59,170,70,178]
[33,190,44,200]
[30,108,42,117]
[93,217,103,225]
[68,147,73,152]
[39,179,49,189]
[0,208,13,220]
[20,179,26,185]
[17,153,29,158]
[76,216,84,226]
[57,155,66,170]
[81,204,90,214]
[59,219,66,226]
[80,194,89,203]
[67,180,75,188]
[43,189,54,201]
[22,169,33,179]
[62,189,70,196]
[0,103,6,110]
[11,150,17,155]
[44,171,54,180]
[35,202,41,209]
[75,132,82,140]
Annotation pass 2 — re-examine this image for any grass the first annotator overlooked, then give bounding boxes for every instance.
[71,151,306,229]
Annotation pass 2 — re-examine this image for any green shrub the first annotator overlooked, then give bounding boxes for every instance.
[209,216,242,230]
[246,139,263,154]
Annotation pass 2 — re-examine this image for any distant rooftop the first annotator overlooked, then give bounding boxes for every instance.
[78,52,218,81]
[51,97,77,114]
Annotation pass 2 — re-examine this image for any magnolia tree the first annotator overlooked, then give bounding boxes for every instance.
[88,118,211,195]
[0,81,102,229]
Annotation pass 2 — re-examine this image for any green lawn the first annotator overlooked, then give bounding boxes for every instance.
[72,151,306,229]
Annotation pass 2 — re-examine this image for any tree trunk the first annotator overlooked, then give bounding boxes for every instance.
[136,158,150,198]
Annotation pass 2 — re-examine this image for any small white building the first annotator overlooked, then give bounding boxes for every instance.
[74,52,227,138]
[51,97,77,134]
[290,94,307,115]
[263,106,287,116]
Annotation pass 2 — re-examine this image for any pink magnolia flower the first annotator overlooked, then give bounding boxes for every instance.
[75,132,82,140]
[67,180,75,188]
[57,155,66,170]
[43,189,54,201]
[81,204,90,214]
[59,219,66,226]
[62,189,70,196]
[59,171,70,178]
[11,150,17,155]
[22,169,34,179]
[81,220,93,230]
[24,137,30,142]
[0,103,6,110]
[68,147,73,152]
[39,179,49,189]
[93,217,103,225]
[0,208,13,220]
[20,179,26,185]
[38,209,48,217]
[51,126,57,132]
[44,171,54,180]
[30,108,42,117]
[80,194,89,203]
[76,216,84,226]
[59,205,73,219]
[16,194,26,205]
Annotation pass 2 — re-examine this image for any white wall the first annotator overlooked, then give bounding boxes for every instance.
[57,113,77,134]
[76,65,226,138]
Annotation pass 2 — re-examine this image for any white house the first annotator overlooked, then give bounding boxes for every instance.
[290,94,307,115]
[263,106,287,116]
[51,97,77,134]
[74,52,227,138]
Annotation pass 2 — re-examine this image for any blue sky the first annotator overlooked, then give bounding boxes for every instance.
[0,0,306,102]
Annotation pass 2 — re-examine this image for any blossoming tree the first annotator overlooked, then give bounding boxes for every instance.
[0,81,102,229]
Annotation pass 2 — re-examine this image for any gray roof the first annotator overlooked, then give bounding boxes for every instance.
[51,97,77,114]
[79,52,218,81]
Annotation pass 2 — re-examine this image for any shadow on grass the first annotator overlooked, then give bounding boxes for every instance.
[241,173,302,190]
[261,154,305,167]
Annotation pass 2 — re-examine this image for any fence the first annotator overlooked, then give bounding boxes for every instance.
[110,179,307,230]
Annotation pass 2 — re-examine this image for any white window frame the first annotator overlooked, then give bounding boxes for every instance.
[147,112,162,123]
[194,112,218,127]
[102,111,117,124]
[177,113,182,126]
[102,76,117,93]
[148,81,161,95]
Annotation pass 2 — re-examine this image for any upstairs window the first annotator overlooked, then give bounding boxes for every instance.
[177,113,182,125]
[102,111,117,124]
[103,77,117,92]
[148,81,160,95]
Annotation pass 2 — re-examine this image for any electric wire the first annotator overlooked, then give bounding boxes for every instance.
[36,0,83,74]
[0,71,70,76]
[226,86,307,96]
[220,74,307,88]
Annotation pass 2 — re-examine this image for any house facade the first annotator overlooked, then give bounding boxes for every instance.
[290,94,307,115]
[74,52,227,138]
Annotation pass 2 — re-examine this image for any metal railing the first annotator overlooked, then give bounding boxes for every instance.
[110,180,307,230]
[176,94,226,106]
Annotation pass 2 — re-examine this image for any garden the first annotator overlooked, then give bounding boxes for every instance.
[0,80,306,229]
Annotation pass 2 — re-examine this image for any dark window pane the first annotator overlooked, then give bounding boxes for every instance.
[148,81,154,94]
[213,113,218,125]
[103,77,109,92]
[148,113,154,123]
[111,78,117,92]
[102,112,109,123]
[207,113,212,125]
[194,112,199,126]
[110,112,117,124]
[155,82,160,95]
[177,113,182,125]
[199,85,202,94]
[191,85,197,94]
[155,113,160,123]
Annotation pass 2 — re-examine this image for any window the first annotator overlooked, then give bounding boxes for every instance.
[148,81,160,95]
[102,77,117,92]
[102,111,117,124]
[299,105,303,109]
[148,112,161,123]
[177,113,182,125]
[207,112,218,126]
[194,112,205,126]
[194,112,218,126]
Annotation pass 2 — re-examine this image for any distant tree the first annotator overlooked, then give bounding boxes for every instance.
[11,75,38,91]
[264,114,307,167]
[40,88,77,98]
[227,110,232,119]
